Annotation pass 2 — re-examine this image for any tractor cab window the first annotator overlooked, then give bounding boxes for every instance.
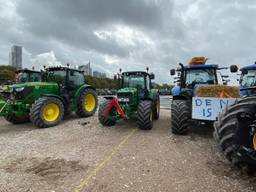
[68,70,85,87]
[29,73,41,82]
[185,69,217,87]
[241,70,256,87]
[47,70,66,85]
[17,72,28,83]
[123,75,145,90]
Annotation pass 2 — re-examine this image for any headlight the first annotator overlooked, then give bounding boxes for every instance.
[15,87,25,92]
[118,97,130,102]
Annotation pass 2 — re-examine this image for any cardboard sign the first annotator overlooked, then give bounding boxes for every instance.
[192,97,237,121]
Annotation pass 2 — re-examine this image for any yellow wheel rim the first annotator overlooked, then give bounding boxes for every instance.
[42,103,60,122]
[85,94,96,112]
[253,133,256,150]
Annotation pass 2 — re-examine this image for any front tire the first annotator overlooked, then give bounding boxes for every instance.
[137,100,153,130]
[171,100,190,135]
[76,88,98,117]
[5,115,30,124]
[98,100,116,126]
[214,97,256,170]
[30,97,64,128]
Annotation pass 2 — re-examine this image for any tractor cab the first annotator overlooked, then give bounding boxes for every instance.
[120,71,155,97]
[15,69,42,83]
[45,66,86,96]
[238,63,256,96]
[170,57,228,98]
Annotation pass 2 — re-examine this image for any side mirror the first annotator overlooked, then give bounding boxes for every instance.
[149,73,155,80]
[114,75,117,80]
[230,65,238,73]
[170,69,176,76]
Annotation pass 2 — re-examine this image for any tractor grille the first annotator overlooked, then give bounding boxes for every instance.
[117,92,133,104]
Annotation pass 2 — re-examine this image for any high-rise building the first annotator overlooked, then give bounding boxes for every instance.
[78,62,92,76]
[93,70,107,78]
[9,45,22,69]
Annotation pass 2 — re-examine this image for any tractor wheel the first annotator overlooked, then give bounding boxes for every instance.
[5,115,30,124]
[171,100,190,135]
[153,95,160,120]
[213,97,256,170]
[137,100,153,130]
[76,88,98,117]
[98,100,116,126]
[30,97,64,128]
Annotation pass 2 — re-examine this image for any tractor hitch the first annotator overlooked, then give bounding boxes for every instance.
[101,97,126,119]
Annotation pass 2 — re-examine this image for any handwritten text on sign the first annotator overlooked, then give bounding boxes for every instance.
[192,97,237,121]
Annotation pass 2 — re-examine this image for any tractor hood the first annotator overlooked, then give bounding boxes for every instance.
[3,82,58,92]
[0,82,60,101]
[117,88,138,103]
[117,87,138,94]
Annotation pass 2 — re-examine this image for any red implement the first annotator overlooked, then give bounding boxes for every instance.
[101,97,126,119]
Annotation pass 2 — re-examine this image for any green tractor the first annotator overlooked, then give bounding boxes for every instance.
[0,66,98,128]
[98,70,160,129]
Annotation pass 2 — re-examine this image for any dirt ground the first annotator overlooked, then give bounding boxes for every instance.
[0,108,255,192]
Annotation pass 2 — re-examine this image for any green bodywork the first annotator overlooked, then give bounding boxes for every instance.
[109,71,158,120]
[0,67,93,117]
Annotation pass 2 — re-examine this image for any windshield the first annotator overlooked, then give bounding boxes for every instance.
[185,69,217,87]
[47,70,66,84]
[241,70,256,87]
[123,74,145,89]
[17,72,42,83]
[17,72,29,83]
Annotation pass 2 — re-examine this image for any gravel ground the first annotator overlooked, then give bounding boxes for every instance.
[0,108,255,192]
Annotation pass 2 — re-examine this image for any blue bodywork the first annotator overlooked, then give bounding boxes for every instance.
[172,85,181,96]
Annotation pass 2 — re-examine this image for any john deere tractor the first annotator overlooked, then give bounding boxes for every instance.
[214,63,256,171]
[98,70,160,130]
[170,57,237,135]
[0,66,98,128]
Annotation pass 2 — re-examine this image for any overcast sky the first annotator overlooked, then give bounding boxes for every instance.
[0,0,255,83]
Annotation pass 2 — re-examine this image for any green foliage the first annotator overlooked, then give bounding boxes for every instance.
[84,75,118,89]
[0,65,16,80]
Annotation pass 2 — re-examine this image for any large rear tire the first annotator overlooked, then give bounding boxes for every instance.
[171,100,190,135]
[98,100,116,126]
[5,115,30,124]
[137,100,153,130]
[76,88,98,117]
[30,97,64,128]
[214,97,256,169]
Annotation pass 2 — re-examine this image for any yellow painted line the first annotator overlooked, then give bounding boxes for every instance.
[73,128,138,192]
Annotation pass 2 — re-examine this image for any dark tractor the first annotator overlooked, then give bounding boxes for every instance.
[0,66,98,128]
[170,57,235,135]
[98,70,160,130]
[214,63,256,171]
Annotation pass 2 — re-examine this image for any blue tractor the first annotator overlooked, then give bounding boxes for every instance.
[214,63,256,171]
[170,57,236,135]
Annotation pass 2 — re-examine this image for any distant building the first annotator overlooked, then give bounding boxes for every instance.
[79,62,92,76]
[93,70,107,78]
[9,45,22,69]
